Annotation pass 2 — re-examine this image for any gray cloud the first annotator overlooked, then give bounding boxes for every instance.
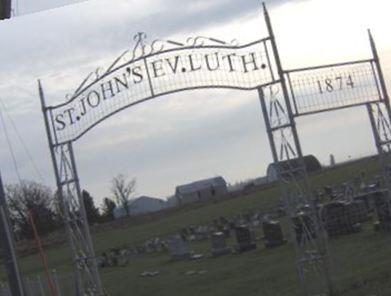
[0,0,381,205]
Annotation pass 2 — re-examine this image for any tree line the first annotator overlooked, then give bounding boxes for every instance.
[4,174,136,240]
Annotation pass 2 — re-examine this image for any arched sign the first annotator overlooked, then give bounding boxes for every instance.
[48,33,277,144]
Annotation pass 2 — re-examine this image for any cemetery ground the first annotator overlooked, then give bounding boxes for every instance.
[2,156,391,295]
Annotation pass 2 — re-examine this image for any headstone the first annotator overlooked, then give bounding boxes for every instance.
[222,226,231,238]
[322,201,361,237]
[262,220,286,248]
[194,226,209,241]
[211,232,231,257]
[234,225,257,253]
[168,235,190,260]
[276,206,286,217]
[373,190,391,232]
[219,216,229,226]
[354,189,383,212]
[180,228,189,240]
[109,248,120,266]
[324,185,337,200]
[349,200,370,223]
[98,252,109,268]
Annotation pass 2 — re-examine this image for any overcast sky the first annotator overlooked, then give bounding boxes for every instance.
[1,0,391,205]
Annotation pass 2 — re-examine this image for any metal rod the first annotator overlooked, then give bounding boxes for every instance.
[263,40,275,81]
[286,73,299,115]
[366,103,381,153]
[143,57,155,97]
[284,58,374,73]
[258,87,278,162]
[52,270,62,296]
[28,210,57,296]
[294,99,381,118]
[369,30,391,120]
[67,142,104,294]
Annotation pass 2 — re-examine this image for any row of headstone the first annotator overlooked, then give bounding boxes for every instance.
[179,206,285,243]
[98,248,130,268]
[290,189,385,243]
[351,189,391,232]
[290,200,369,243]
[169,222,287,260]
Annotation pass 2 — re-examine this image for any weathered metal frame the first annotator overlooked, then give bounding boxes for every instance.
[258,4,335,295]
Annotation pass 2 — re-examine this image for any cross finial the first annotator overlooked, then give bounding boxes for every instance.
[133,32,147,54]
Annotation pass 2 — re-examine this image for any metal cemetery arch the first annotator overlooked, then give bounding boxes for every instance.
[38,4,391,296]
[39,5,284,295]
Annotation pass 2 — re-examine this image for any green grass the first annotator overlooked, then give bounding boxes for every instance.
[2,155,390,296]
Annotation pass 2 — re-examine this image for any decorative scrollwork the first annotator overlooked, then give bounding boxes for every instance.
[69,32,241,99]
[94,67,104,80]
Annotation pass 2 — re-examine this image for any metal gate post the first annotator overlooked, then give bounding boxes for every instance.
[259,4,335,295]
[38,81,104,295]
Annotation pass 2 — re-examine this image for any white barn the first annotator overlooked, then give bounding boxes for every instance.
[175,176,227,206]
[113,196,166,219]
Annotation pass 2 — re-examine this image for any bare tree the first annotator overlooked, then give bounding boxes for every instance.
[110,174,136,217]
[6,181,58,239]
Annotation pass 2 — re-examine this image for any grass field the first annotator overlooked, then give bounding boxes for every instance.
[2,155,391,296]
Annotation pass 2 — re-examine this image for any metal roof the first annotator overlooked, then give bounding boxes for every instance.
[175,176,226,195]
[268,155,322,173]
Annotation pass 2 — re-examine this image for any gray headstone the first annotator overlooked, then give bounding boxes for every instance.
[322,201,361,237]
[262,220,286,248]
[373,190,391,232]
[234,225,257,253]
[211,232,231,257]
[168,235,190,260]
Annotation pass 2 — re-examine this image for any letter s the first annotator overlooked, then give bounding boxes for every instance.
[55,113,66,131]
[132,66,144,84]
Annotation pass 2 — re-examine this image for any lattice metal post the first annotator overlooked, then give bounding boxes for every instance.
[260,4,335,295]
[38,81,104,295]
[366,30,391,226]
